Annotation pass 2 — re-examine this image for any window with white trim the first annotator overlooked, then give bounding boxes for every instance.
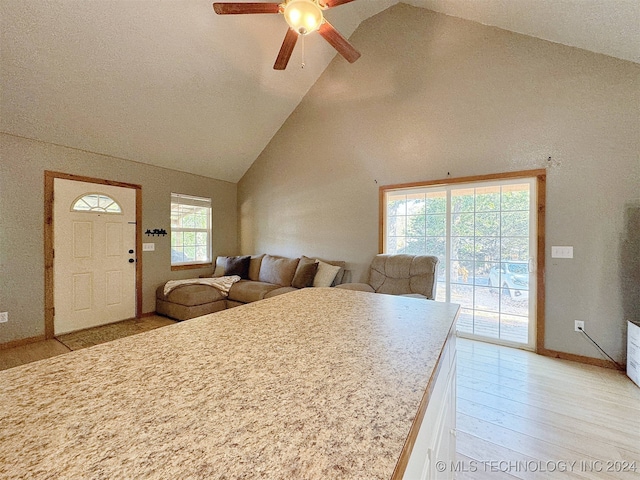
[72,193,122,213]
[170,193,212,267]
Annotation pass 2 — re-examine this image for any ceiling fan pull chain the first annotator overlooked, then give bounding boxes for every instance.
[301,34,306,69]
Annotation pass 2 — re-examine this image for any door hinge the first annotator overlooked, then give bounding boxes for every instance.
[52,307,55,317]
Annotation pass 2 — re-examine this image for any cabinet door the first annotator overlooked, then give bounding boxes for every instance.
[404,338,457,480]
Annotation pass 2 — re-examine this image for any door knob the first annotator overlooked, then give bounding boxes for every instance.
[129,249,134,254]
[129,258,135,263]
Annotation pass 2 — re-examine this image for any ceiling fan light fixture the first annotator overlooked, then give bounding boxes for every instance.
[284,0,323,35]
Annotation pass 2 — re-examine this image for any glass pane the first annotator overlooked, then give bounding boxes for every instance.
[388,216,406,237]
[501,238,529,261]
[403,237,426,255]
[171,231,183,247]
[451,237,474,261]
[456,308,474,334]
[452,188,475,213]
[105,202,121,213]
[500,314,529,343]
[73,200,91,211]
[475,186,500,212]
[406,215,426,236]
[475,212,500,236]
[501,184,529,211]
[475,236,500,263]
[450,283,473,308]
[72,194,121,213]
[387,194,406,216]
[406,193,425,215]
[183,246,196,262]
[387,237,403,254]
[183,231,195,246]
[474,287,499,313]
[451,260,473,285]
[83,195,100,208]
[474,261,496,287]
[451,213,474,236]
[425,237,446,259]
[196,232,208,245]
[502,290,529,316]
[502,211,529,237]
[425,192,446,214]
[474,311,499,339]
[195,245,208,261]
[426,214,445,236]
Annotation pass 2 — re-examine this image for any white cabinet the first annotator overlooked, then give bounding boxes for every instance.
[628,320,640,388]
[404,334,457,479]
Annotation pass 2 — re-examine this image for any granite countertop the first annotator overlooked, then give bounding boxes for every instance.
[0,288,459,479]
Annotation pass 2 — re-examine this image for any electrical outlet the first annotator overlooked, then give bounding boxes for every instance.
[575,320,584,332]
[0,312,8,323]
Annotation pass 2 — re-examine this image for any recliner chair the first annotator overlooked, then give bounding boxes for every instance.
[336,254,439,300]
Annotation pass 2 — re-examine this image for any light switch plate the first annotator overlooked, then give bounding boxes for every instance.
[552,246,573,258]
[142,243,155,252]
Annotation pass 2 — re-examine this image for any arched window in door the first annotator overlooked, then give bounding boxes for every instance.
[71,193,122,213]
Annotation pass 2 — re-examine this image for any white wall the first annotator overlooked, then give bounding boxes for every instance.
[238,5,640,362]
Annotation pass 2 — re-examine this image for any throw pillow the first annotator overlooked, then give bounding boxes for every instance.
[292,261,319,289]
[248,254,265,281]
[213,256,228,277]
[313,260,341,287]
[225,255,251,279]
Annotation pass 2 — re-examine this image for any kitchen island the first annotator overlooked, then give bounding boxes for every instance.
[0,288,459,479]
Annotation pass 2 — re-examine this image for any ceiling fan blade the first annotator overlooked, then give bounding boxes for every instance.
[274,28,299,70]
[318,20,361,63]
[213,2,281,15]
[322,0,357,8]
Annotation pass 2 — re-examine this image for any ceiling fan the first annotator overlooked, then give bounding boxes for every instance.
[212,0,361,70]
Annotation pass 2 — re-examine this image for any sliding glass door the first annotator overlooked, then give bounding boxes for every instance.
[384,176,538,349]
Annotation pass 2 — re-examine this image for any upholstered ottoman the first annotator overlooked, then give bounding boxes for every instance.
[156,283,226,321]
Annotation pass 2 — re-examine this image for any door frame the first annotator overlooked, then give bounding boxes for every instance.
[379,169,546,353]
[44,171,142,339]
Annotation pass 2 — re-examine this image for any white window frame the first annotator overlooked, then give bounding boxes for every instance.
[170,193,212,268]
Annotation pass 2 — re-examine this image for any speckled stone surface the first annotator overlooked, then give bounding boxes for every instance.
[0,288,458,479]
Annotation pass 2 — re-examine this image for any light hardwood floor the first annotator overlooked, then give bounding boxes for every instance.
[456,338,640,479]
[1,327,638,479]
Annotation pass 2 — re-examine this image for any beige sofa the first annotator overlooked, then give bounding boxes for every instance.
[156,254,347,321]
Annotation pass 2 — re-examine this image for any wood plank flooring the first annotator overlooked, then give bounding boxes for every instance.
[456,338,640,479]
[1,326,638,479]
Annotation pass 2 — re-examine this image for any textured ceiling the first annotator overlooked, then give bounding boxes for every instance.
[1,0,638,182]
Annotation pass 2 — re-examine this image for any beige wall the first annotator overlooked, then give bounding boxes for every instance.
[238,5,640,361]
[0,133,238,344]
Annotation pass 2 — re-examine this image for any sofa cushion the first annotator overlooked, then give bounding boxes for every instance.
[301,256,347,286]
[248,254,264,281]
[258,255,300,286]
[156,284,225,306]
[292,259,319,288]
[264,286,298,299]
[228,280,281,303]
[225,255,251,279]
[313,260,342,287]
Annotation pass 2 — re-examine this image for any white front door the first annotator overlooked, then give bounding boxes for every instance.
[53,179,137,335]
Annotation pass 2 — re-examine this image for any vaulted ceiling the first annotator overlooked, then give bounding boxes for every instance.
[1,1,638,182]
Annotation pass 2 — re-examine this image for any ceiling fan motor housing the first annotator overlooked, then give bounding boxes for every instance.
[284,0,324,35]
